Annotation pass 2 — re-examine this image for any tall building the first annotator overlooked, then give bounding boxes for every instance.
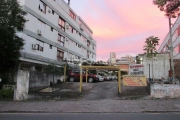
[17,0,96,69]
[158,16,180,60]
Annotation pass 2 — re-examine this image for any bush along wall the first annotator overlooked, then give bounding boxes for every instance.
[0,89,14,99]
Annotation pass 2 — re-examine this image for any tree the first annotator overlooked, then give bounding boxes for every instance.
[0,0,27,83]
[143,36,159,59]
[153,0,180,17]
[143,36,159,80]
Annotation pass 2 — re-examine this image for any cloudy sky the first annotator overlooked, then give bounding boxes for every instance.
[64,0,176,60]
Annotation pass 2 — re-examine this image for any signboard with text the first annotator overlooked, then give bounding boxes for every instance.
[123,75,147,86]
[129,64,144,75]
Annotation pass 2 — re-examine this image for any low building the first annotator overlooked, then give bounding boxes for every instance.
[116,55,136,73]
[136,54,170,80]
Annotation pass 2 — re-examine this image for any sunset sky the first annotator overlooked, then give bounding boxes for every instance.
[64,0,177,60]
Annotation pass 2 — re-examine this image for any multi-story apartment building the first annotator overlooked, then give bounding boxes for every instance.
[158,16,180,60]
[17,0,96,68]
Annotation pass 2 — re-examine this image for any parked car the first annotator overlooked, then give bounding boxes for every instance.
[106,75,112,81]
[111,75,118,80]
[97,75,104,82]
[97,72,106,81]
[68,69,99,83]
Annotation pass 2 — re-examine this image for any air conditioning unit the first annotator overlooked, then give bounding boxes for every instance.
[66,24,69,29]
[80,24,84,31]
[32,44,36,50]
[37,29,42,35]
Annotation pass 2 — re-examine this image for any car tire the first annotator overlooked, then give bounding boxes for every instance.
[69,77,75,82]
[88,77,94,83]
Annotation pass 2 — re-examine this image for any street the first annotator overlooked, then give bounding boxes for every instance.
[1,113,180,120]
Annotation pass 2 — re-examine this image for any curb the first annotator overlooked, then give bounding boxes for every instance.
[1,110,180,113]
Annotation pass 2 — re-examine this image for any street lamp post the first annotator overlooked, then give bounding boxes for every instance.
[168,17,175,83]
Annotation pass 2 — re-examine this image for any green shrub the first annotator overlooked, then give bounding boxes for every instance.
[0,89,13,99]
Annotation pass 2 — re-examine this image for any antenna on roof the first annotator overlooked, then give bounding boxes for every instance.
[68,0,70,6]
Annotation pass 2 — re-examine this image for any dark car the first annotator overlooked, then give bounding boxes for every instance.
[68,69,99,83]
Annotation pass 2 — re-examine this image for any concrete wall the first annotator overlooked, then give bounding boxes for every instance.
[142,54,170,79]
[29,71,64,90]
[14,70,30,101]
[151,84,180,98]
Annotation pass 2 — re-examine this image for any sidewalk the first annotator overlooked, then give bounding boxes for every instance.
[1,99,180,113]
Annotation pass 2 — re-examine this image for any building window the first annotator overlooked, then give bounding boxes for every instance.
[59,17,65,31]
[39,1,46,14]
[57,50,64,60]
[69,25,73,33]
[177,25,180,36]
[52,10,54,15]
[92,45,95,50]
[38,20,46,33]
[87,41,90,47]
[69,10,76,20]
[87,51,89,58]
[36,44,43,52]
[58,34,65,46]
[174,44,180,56]
[50,45,52,49]
[51,27,53,32]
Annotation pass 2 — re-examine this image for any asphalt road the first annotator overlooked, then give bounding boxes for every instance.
[81,81,119,100]
[1,113,180,120]
[29,80,148,100]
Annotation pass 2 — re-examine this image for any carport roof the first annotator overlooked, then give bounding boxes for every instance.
[81,66,120,70]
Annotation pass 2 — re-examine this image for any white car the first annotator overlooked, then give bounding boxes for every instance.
[112,76,118,80]
[98,75,104,82]
[106,75,112,80]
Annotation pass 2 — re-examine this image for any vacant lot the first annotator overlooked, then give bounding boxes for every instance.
[29,80,149,100]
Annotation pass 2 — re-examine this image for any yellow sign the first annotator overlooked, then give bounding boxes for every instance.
[123,75,147,86]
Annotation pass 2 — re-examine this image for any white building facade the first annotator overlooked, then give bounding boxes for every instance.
[158,16,180,59]
[17,0,96,67]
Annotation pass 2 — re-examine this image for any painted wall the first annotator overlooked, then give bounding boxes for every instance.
[14,70,30,101]
[142,54,170,79]
[29,71,64,90]
[151,84,180,98]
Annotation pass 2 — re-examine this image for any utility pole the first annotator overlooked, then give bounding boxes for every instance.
[169,17,174,84]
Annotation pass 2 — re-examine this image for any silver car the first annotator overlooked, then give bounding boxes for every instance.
[97,75,104,82]
[106,75,112,80]
[112,76,118,80]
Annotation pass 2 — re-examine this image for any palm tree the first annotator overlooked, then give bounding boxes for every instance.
[143,36,159,81]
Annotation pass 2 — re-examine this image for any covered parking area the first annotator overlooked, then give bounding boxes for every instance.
[77,65,122,94]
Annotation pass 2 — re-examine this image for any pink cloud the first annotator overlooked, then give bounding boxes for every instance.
[70,0,173,59]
